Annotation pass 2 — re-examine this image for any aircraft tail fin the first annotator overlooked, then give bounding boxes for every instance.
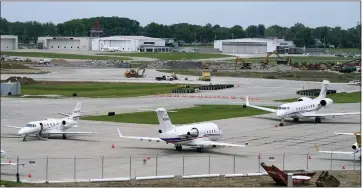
[316,80,330,100]
[71,102,82,120]
[155,108,175,133]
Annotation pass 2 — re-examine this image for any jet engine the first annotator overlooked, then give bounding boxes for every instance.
[296,97,312,102]
[352,143,358,150]
[187,128,199,137]
[320,98,333,107]
[62,120,66,125]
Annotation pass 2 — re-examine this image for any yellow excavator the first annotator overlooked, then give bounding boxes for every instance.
[264,50,292,65]
[235,57,251,69]
[124,67,146,78]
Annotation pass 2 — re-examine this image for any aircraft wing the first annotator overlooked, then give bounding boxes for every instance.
[117,128,163,142]
[245,96,277,113]
[314,144,358,155]
[4,125,22,129]
[302,111,360,117]
[199,140,246,148]
[335,132,361,136]
[1,163,25,167]
[47,130,98,134]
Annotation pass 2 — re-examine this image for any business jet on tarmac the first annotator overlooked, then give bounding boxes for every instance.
[245,80,361,126]
[315,132,361,160]
[117,108,246,153]
[1,150,25,167]
[102,45,121,52]
[4,102,98,141]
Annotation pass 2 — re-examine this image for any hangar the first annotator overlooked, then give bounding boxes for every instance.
[91,36,169,52]
[1,35,18,50]
[214,38,294,54]
[37,37,91,51]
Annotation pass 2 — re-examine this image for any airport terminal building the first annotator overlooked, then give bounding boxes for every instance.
[214,38,294,54]
[37,35,169,52]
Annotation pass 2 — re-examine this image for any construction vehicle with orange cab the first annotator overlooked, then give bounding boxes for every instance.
[124,68,146,78]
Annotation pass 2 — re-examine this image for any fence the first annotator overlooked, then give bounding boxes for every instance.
[1,152,360,182]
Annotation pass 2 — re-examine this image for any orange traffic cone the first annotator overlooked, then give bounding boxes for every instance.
[342,165,345,169]
[147,154,150,160]
[258,153,261,160]
[111,143,115,148]
[8,160,11,163]
[274,125,278,128]
[28,172,32,178]
[308,155,311,159]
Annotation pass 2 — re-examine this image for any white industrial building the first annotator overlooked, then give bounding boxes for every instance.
[37,36,91,51]
[214,38,294,54]
[91,36,169,52]
[1,35,18,50]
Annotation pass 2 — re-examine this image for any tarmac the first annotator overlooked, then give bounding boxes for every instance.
[1,68,361,182]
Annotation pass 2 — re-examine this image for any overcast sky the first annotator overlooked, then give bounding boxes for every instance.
[1,1,361,29]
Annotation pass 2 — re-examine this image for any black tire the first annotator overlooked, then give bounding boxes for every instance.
[72,93,78,97]
[242,104,246,108]
[108,112,115,116]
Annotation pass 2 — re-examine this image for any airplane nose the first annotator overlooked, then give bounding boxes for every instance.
[276,110,284,117]
[18,128,26,135]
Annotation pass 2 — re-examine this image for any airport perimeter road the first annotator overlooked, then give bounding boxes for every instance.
[1,97,360,182]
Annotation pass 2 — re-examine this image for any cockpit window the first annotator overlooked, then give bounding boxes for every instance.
[278,107,289,110]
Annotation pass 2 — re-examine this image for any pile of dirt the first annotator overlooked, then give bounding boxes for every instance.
[4,76,37,85]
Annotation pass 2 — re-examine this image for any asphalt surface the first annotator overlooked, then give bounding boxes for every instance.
[1,67,361,182]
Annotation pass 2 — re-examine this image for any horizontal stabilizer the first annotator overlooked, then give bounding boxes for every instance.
[58,112,71,117]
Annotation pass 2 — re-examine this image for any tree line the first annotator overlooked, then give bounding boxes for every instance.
[0,16,360,48]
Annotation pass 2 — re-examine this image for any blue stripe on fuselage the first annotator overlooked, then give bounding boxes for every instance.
[161,134,221,142]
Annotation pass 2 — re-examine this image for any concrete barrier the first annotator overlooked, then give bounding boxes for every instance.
[246,172,266,176]
[135,175,175,180]
[182,174,220,179]
[89,177,131,182]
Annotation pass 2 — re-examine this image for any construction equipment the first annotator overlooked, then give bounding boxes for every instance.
[124,68,146,78]
[235,57,252,69]
[264,50,292,65]
[199,71,211,81]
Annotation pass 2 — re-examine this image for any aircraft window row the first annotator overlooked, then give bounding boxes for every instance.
[297,104,315,111]
[278,107,290,110]
[26,124,36,127]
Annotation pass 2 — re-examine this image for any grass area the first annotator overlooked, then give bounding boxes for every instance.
[0,180,27,187]
[0,51,131,61]
[1,61,33,69]
[275,91,361,103]
[228,56,356,64]
[328,48,360,54]
[158,69,361,83]
[20,81,181,98]
[82,105,276,124]
[98,52,233,60]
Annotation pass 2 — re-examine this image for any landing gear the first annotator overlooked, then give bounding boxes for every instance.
[212,145,216,148]
[22,136,27,142]
[293,118,299,122]
[175,145,182,151]
[279,118,285,126]
[196,148,204,153]
[62,134,67,139]
[315,117,322,123]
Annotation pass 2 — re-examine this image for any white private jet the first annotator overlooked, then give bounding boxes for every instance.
[245,80,361,126]
[102,45,121,52]
[315,132,361,160]
[1,150,25,167]
[117,108,246,153]
[4,102,98,141]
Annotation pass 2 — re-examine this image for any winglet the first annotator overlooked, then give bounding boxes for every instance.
[117,128,122,137]
[245,96,250,106]
[314,144,320,152]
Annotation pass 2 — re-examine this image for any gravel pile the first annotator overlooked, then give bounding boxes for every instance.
[85,60,131,68]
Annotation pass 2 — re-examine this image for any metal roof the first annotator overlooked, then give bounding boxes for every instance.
[99,36,164,41]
